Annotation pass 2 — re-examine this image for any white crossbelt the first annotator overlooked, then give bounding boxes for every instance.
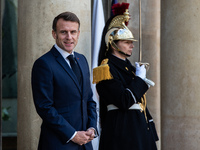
[107,104,142,111]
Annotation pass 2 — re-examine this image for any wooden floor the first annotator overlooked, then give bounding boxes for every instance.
[2,137,17,150]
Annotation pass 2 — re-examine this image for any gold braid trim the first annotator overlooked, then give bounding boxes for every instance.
[92,59,113,84]
[139,93,148,123]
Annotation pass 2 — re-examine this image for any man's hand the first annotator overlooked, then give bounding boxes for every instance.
[86,128,95,143]
[71,131,90,145]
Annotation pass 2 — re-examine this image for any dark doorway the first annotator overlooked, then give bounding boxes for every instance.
[1,0,18,149]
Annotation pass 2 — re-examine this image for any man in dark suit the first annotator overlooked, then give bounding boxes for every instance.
[31,11,98,150]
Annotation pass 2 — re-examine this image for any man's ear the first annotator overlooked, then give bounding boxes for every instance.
[77,30,80,39]
[52,30,56,39]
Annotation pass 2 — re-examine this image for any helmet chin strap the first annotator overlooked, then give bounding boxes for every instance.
[111,42,131,57]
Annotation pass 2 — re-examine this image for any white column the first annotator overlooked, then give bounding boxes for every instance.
[128,0,161,149]
[161,0,200,150]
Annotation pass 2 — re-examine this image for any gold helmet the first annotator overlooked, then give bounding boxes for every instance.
[93,3,137,84]
[105,5,137,52]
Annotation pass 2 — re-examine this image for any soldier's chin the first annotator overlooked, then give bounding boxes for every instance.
[126,52,132,57]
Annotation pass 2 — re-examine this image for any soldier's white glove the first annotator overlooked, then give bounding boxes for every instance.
[135,62,155,87]
[135,62,146,79]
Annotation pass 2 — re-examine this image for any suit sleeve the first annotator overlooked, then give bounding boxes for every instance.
[81,55,98,133]
[31,58,76,143]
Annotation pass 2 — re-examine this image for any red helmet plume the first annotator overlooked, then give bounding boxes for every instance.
[111,2,130,16]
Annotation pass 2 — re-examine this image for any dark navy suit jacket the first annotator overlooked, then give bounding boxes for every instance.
[31,46,97,150]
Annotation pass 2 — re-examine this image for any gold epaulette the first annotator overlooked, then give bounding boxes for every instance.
[92,58,113,84]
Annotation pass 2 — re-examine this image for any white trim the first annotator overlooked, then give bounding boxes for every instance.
[126,88,137,103]
[107,104,141,111]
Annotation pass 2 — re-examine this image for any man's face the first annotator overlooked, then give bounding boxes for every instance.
[52,19,80,53]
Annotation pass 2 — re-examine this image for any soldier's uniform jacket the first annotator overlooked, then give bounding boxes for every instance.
[95,54,158,150]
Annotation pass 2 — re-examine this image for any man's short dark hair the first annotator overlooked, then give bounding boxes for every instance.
[52,11,80,32]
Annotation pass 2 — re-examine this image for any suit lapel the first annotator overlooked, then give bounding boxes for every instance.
[51,47,82,94]
[74,53,85,92]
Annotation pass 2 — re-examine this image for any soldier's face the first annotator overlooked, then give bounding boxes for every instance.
[116,40,134,58]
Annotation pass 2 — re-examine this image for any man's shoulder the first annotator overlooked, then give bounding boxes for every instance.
[36,46,56,60]
[33,47,56,66]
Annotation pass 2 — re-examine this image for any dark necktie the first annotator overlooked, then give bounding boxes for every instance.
[67,55,82,86]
